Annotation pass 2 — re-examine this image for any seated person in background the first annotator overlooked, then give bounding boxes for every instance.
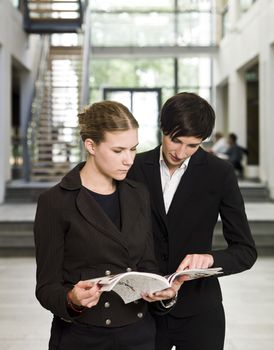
[226,132,248,179]
[210,131,229,159]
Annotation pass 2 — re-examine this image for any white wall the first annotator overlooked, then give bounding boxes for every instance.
[214,0,274,198]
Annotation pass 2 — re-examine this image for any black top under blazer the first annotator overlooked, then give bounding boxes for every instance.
[127,146,257,317]
[34,162,162,327]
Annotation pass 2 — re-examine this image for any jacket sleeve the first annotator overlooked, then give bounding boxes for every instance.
[34,190,76,321]
[210,165,257,275]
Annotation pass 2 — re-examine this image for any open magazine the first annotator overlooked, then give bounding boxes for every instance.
[89,267,223,304]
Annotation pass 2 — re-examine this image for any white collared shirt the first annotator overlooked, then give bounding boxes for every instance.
[159,146,190,213]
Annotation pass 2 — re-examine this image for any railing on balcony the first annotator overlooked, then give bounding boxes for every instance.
[23,0,84,33]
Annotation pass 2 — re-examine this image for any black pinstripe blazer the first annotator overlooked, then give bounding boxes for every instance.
[128,146,257,317]
[34,162,160,327]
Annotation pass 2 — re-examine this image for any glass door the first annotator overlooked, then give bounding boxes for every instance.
[103,88,162,152]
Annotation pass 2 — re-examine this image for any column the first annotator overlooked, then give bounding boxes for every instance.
[228,70,246,143]
[0,47,12,203]
[262,45,274,199]
[228,0,241,32]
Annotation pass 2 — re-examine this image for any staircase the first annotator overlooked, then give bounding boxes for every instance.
[23,0,84,33]
[21,0,88,181]
[29,46,82,182]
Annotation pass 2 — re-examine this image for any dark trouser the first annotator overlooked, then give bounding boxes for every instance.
[154,304,225,350]
[49,312,156,350]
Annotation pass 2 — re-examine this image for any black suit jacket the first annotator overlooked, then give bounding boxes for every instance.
[34,162,161,327]
[128,146,257,317]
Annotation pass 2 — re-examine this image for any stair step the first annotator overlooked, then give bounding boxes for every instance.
[237,181,271,202]
[28,0,79,3]
[4,180,271,203]
[4,182,55,203]
[37,127,78,132]
[38,120,77,126]
[36,134,78,138]
[36,139,77,144]
[31,169,70,175]
[1,217,274,255]
[30,175,65,182]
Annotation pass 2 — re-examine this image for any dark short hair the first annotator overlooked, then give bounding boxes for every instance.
[228,133,237,143]
[160,92,215,140]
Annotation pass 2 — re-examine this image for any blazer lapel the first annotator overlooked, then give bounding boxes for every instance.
[167,147,208,216]
[60,163,129,250]
[76,187,129,251]
[141,147,168,233]
[118,181,142,238]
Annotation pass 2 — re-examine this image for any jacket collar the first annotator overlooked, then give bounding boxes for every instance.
[59,162,137,191]
[58,162,139,252]
[144,145,207,166]
[59,162,84,190]
[139,146,208,226]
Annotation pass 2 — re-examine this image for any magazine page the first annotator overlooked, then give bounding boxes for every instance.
[90,273,127,291]
[90,271,170,304]
[166,267,223,284]
[88,268,223,304]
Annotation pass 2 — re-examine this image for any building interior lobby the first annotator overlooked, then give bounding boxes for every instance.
[0,0,274,349]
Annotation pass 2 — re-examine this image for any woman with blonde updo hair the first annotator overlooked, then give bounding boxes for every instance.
[34,100,180,350]
[78,100,139,144]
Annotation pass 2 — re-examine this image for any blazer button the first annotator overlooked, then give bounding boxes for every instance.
[105,319,112,326]
[126,267,132,272]
[162,254,168,261]
[137,312,143,318]
[105,270,111,276]
[104,302,110,308]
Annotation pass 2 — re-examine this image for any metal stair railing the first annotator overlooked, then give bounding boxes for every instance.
[22,35,50,181]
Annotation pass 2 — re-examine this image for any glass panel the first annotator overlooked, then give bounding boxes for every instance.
[105,91,132,110]
[103,90,160,152]
[177,87,211,101]
[177,0,212,11]
[51,33,82,47]
[240,0,257,12]
[90,0,219,47]
[89,57,212,104]
[90,88,103,102]
[222,5,229,38]
[178,57,211,87]
[90,0,173,11]
[161,88,176,105]
[10,0,19,8]
[178,57,211,101]
[90,58,174,90]
[177,12,212,46]
[91,12,175,46]
[132,92,159,152]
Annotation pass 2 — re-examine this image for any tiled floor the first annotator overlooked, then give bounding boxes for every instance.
[221,256,274,350]
[0,256,273,350]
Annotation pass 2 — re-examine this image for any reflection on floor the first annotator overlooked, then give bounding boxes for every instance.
[0,256,273,350]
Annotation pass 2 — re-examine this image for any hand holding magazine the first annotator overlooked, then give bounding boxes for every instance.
[89,267,223,304]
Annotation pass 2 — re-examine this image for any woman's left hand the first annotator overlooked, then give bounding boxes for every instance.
[141,273,188,303]
[141,286,177,303]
